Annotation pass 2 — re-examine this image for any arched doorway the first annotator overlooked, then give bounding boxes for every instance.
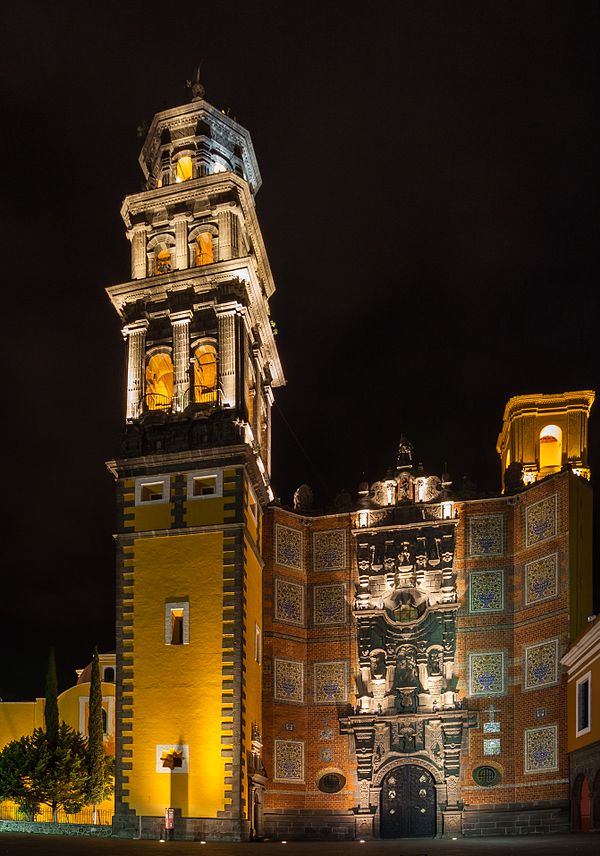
[572,773,590,831]
[380,765,436,838]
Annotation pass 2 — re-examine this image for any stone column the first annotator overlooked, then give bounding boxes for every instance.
[170,311,192,412]
[124,320,148,420]
[130,224,147,280]
[173,215,189,270]
[217,209,238,260]
[216,305,238,409]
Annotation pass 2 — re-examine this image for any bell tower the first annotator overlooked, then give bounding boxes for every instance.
[107,74,283,840]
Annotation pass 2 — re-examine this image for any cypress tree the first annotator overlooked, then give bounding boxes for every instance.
[87,648,105,821]
[44,648,59,745]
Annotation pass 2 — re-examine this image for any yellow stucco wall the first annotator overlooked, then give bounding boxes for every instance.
[127,531,227,818]
[566,654,600,753]
[0,700,44,745]
[0,683,116,816]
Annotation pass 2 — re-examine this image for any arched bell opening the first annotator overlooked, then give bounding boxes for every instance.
[144,350,174,411]
[192,342,218,407]
[539,424,562,472]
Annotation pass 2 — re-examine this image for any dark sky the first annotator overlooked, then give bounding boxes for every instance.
[1,1,598,699]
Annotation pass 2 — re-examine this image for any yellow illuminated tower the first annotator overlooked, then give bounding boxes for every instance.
[496,390,594,492]
[106,73,284,840]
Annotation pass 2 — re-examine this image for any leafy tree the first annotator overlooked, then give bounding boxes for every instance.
[0,649,114,823]
[44,648,59,746]
[0,734,40,819]
[0,725,90,821]
[86,648,114,821]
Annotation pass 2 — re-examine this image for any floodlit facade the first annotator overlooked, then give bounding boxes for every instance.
[0,655,116,822]
[106,73,282,841]
[106,80,595,840]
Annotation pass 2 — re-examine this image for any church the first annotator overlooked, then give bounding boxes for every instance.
[104,76,595,840]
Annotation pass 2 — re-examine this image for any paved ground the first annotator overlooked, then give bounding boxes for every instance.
[0,834,598,856]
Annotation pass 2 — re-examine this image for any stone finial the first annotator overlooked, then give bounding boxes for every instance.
[396,436,414,471]
[188,66,205,101]
[293,483,313,512]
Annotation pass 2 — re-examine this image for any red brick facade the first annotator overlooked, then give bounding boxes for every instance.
[261,470,592,839]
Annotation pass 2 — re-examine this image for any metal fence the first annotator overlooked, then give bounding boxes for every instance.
[0,802,112,826]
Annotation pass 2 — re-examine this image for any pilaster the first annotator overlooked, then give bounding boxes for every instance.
[173,214,189,270]
[216,305,239,409]
[218,209,238,260]
[171,311,193,412]
[124,320,148,420]
[130,224,148,280]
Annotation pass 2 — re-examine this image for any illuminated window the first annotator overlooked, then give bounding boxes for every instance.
[145,352,173,410]
[175,156,193,182]
[135,477,170,505]
[576,673,591,736]
[187,468,223,500]
[170,609,184,644]
[154,248,172,274]
[194,232,214,266]
[165,601,189,645]
[193,343,217,404]
[539,424,562,470]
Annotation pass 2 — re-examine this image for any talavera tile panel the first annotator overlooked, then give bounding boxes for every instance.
[313,529,348,571]
[275,524,303,570]
[274,739,304,782]
[525,494,557,547]
[468,514,504,557]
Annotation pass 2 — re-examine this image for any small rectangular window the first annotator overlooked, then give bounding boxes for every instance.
[135,476,170,505]
[192,475,217,497]
[576,673,591,736]
[141,482,165,502]
[187,468,223,500]
[170,609,184,645]
[165,601,189,646]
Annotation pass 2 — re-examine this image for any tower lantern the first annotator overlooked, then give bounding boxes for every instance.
[107,76,283,841]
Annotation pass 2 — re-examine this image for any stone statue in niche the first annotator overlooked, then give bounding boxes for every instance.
[370,651,387,680]
[427,650,443,676]
[398,473,412,501]
[399,542,411,566]
[395,647,418,687]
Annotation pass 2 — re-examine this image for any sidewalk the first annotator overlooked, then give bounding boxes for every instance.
[0,832,598,856]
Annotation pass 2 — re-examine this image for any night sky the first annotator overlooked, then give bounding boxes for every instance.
[1,2,598,699]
